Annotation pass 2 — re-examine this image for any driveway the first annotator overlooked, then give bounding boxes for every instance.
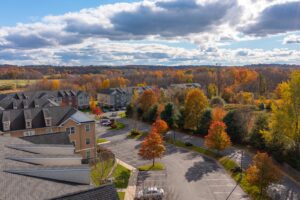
[98,118,248,200]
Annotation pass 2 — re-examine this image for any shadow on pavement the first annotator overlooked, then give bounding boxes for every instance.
[184,160,220,182]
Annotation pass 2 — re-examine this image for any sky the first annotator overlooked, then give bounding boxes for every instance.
[0,0,300,66]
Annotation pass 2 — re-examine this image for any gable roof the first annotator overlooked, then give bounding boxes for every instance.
[0,106,77,132]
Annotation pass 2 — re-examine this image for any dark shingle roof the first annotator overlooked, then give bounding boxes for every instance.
[0,106,77,132]
[52,183,119,200]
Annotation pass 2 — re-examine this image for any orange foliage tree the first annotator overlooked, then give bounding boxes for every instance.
[153,119,169,135]
[205,121,231,153]
[139,128,166,166]
[93,107,103,116]
[212,107,226,121]
[246,152,282,197]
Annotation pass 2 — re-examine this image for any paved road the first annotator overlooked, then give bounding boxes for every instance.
[97,117,248,200]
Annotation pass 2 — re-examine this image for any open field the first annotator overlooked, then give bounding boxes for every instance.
[0,79,39,92]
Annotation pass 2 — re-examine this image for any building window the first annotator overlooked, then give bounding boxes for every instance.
[23,130,35,136]
[85,124,90,132]
[86,138,90,145]
[45,118,51,127]
[66,127,75,134]
[26,121,31,129]
[3,122,10,131]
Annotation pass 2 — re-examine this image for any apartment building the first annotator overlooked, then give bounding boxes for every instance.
[97,86,152,109]
[0,90,90,110]
[0,106,96,159]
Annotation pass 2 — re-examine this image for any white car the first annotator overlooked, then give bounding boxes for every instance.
[100,119,111,126]
[136,187,164,200]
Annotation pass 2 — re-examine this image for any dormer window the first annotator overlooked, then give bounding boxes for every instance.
[45,118,52,127]
[3,121,10,131]
[26,120,32,129]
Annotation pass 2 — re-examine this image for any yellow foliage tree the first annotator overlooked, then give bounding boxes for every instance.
[246,152,282,197]
[184,88,208,130]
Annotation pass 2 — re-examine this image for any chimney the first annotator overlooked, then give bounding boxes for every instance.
[2,111,10,131]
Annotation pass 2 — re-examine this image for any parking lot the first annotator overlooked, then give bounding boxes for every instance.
[99,118,248,200]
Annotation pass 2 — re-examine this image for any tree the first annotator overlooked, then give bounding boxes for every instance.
[207,83,218,99]
[246,152,282,197]
[139,128,166,166]
[138,90,158,113]
[184,88,208,131]
[210,96,225,108]
[205,121,231,153]
[93,107,103,116]
[143,104,158,122]
[90,100,97,111]
[101,79,110,89]
[52,79,60,90]
[161,103,177,128]
[212,107,226,121]
[271,71,300,154]
[196,109,212,136]
[153,119,169,135]
[249,114,269,150]
[223,109,250,144]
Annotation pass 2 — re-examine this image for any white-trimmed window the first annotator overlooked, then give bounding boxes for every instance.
[85,124,90,132]
[3,122,10,131]
[23,130,35,136]
[66,127,75,134]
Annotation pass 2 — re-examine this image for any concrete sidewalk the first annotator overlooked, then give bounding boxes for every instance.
[116,159,137,200]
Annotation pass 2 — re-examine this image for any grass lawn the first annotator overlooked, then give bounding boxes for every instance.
[117,192,125,200]
[90,159,115,186]
[110,121,126,130]
[127,130,148,140]
[138,162,165,171]
[113,164,131,188]
[166,138,218,158]
[97,138,109,144]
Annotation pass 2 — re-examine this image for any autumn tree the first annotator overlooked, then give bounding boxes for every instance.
[271,71,300,166]
[246,152,282,197]
[205,121,231,153]
[184,88,208,131]
[138,90,158,113]
[207,83,218,99]
[153,119,169,135]
[51,79,60,90]
[93,107,103,116]
[212,107,226,122]
[139,128,166,166]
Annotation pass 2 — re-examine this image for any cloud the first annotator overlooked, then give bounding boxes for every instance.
[283,34,300,44]
[242,1,300,36]
[0,0,300,65]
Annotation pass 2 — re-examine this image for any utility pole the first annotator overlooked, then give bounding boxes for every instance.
[226,150,244,200]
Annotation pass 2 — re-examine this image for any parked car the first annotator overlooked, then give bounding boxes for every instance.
[136,187,164,200]
[100,119,112,126]
[111,112,118,117]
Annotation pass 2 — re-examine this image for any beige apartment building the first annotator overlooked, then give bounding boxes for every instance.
[0,106,96,159]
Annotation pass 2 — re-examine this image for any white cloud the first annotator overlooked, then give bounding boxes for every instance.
[0,0,300,65]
